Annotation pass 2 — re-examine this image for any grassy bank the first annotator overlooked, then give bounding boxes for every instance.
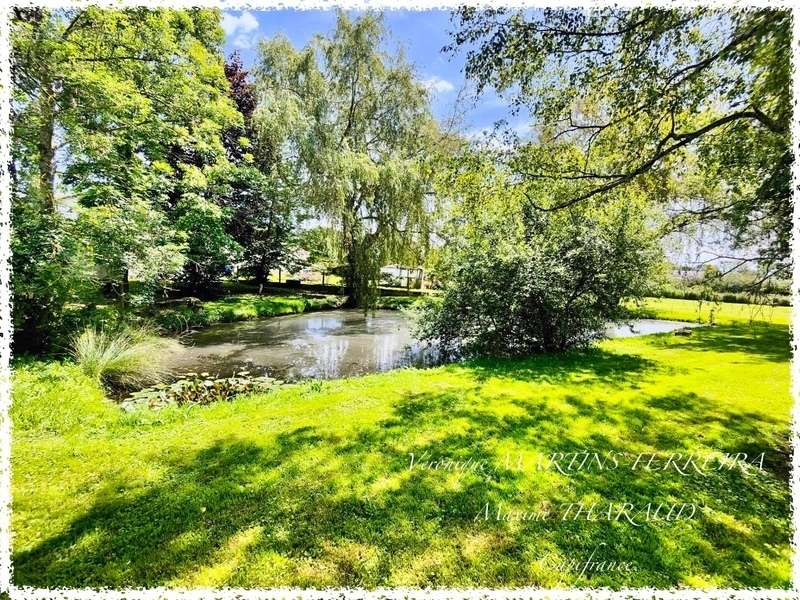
[154,294,345,331]
[11,300,791,588]
[153,292,422,331]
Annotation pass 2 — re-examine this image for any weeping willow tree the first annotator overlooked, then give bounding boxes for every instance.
[253,11,436,307]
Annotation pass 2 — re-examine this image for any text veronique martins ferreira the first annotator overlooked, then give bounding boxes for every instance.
[407,449,767,477]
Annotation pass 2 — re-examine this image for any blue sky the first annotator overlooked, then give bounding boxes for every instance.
[220,9,532,139]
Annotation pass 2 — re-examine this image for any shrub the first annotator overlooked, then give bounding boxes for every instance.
[375,295,419,310]
[70,326,181,391]
[414,181,661,357]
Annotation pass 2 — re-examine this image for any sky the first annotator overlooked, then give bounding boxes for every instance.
[220,9,533,140]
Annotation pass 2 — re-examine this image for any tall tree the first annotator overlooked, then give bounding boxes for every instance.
[11,8,239,343]
[216,53,303,285]
[222,52,257,162]
[448,8,792,283]
[13,8,238,212]
[208,163,303,285]
[253,11,437,307]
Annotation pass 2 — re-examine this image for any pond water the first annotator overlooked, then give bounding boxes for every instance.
[166,309,432,381]
[166,310,699,381]
[604,319,701,338]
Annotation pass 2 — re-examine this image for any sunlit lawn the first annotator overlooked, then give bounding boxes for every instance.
[633,296,792,326]
[11,302,791,588]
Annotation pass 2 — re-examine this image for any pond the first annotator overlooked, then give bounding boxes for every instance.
[166,310,699,381]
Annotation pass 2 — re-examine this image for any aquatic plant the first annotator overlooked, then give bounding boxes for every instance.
[123,371,280,409]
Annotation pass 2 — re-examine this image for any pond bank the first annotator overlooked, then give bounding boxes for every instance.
[153,293,345,332]
[153,293,421,334]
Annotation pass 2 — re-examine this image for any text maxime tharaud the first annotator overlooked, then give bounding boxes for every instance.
[406,449,767,525]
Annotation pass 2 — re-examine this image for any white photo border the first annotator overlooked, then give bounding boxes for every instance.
[0,1,797,598]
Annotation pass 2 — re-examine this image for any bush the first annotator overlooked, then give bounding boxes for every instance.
[375,295,419,310]
[414,191,661,357]
[11,197,94,353]
[70,326,181,391]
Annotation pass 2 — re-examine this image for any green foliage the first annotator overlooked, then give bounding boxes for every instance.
[11,7,241,347]
[208,163,303,284]
[76,199,187,305]
[173,192,241,293]
[123,371,279,409]
[416,154,662,356]
[10,194,93,351]
[449,8,791,280]
[374,295,420,310]
[298,226,340,274]
[253,11,438,307]
[69,326,181,390]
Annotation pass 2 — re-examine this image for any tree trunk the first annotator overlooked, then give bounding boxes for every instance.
[254,256,268,285]
[342,239,360,308]
[120,268,130,309]
[38,78,56,212]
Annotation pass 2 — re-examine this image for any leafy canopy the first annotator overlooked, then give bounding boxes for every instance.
[448,8,791,282]
[415,150,663,356]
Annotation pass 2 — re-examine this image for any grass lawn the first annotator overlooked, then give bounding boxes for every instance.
[11,302,791,588]
[632,297,791,326]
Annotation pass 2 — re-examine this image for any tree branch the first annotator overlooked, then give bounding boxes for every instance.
[523,109,767,211]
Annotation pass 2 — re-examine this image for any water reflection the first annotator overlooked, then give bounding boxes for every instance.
[166,311,700,382]
[167,309,434,381]
[604,319,700,338]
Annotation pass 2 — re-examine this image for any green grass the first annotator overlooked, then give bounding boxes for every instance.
[70,326,181,390]
[11,361,118,436]
[631,297,791,326]
[155,294,345,331]
[11,302,791,588]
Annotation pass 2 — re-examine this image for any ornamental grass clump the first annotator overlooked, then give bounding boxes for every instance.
[70,326,181,391]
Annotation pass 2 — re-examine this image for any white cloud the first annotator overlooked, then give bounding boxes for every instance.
[232,33,257,49]
[421,75,455,94]
[221,11,259,36]
[465,127,492,141]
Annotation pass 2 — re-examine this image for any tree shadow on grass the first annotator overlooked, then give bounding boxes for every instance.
[670,324,790,363]
[461,348,662,388]
[13,350,791,589]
